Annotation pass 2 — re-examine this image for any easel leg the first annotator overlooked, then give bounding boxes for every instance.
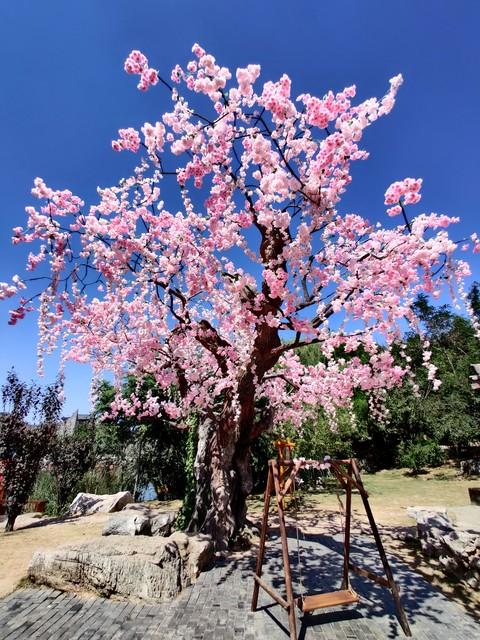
[351,460,412,636]
[252,466,273,611]
[272,461,297,640]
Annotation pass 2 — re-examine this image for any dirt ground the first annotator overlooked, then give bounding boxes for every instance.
[0,511,110,598]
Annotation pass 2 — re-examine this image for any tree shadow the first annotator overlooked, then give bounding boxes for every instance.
[0,512,83,532]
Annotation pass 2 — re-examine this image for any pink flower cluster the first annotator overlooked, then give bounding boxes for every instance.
[187,44,231,104]
[141,121,166,158]
[471,233,480,254]
[260,74,295,124]
[235,64,261,98]
[8,306,28,325]
[124,50,158,91]
[299,85,356,129]
[112,127,141,152]
[0,282,17,300]
[384,178,422,216]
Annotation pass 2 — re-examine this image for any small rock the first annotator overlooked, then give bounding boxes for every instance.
[102,512,151,536]
[122,503,153,514]
[460,459,480,476]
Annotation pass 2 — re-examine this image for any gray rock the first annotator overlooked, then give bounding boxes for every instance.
[460,459,480,476]
[151,511,176,536]
[442,530,479,563]
[68,491,133,516]
[406,505,447,520]
[407,504,480,584]
[102,512,151,536]
[122,503,154,514]
[28,532,213,602]
[168,531,213,586]
[447,505,480,535]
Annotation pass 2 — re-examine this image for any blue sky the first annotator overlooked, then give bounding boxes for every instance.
[0,0,478,415]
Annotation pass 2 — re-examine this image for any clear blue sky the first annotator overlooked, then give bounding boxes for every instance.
[0,0,478,415]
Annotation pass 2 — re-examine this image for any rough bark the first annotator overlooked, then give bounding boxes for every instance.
[5,509,18,532]
[187,347,278,551]
[187,415,214,535]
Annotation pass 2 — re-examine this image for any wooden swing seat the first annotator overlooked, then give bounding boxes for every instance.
[298,588,359,613]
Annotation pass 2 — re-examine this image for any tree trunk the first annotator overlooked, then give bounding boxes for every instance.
[187,413,256,550]
[5,509,18,532]
[186,329,280,551]
[187,415,214,534]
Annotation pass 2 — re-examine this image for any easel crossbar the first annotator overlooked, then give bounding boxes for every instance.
[253,575,290,610]
[348,563,390,587]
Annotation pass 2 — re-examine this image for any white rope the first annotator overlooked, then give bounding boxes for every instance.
[293,486,307,598]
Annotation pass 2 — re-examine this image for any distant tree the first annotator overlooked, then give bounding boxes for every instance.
[95,378,188,499]
[0,371,61,531]
[387,295,480,454]
[50,424,96,513]
[467,281,480,320]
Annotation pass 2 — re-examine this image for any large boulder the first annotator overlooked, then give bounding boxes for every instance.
[406,506,453,557]
[102,512,151,537]
[407,504,480,587]
[28,533,213,602]
[68,491,133,516]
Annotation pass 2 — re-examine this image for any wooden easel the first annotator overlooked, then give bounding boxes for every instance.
[251,457,411,639]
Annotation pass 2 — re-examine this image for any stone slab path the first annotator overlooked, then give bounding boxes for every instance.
[0,533,478,639]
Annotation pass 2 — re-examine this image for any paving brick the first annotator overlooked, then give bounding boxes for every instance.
[1,534,479,639]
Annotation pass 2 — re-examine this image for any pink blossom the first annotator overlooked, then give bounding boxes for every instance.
[112,127,141,152]
[124,49,158,91]
[384,178,422,206]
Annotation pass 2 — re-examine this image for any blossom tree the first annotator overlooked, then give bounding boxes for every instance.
[1,44,475,548]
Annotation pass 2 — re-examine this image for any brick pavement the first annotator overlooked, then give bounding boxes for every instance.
[0,533,478,639]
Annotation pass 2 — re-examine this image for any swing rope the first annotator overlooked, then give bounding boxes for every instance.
[292,459,347,604]
[293,475,306,600]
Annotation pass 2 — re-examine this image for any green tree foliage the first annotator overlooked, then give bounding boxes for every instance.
[0,371,62,531]
[397,438,445,475]
[277,294,480,476]
[95,377,188,499]
[467,281,480,319]
[387,294,480,458]
[50,423,96,513]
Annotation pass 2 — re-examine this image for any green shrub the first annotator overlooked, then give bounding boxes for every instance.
[77,465,133,496]
[397,439,445,474]
[29,470,58,516]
